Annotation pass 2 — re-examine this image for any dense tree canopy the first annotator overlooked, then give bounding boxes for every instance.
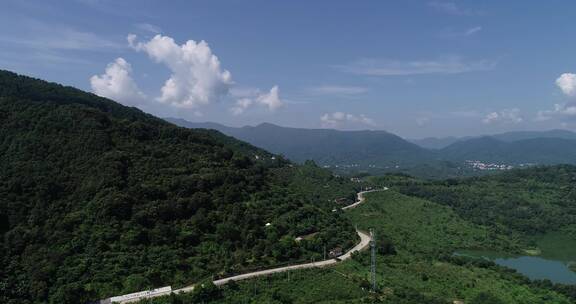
[0,70,358,304]
[386,166,576,238]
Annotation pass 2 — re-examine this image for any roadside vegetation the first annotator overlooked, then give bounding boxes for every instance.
[146,190,575,303]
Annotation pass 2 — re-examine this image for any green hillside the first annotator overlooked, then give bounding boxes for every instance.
[143,190,574,303]
[0,70,358,304]
[346,191,517,256]
[388,166,576,239]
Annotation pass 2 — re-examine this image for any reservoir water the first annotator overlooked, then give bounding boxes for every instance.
[456,232,576,285]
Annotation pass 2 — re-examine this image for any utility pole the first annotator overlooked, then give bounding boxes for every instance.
[370,228,376,293]
[323,245,326,260]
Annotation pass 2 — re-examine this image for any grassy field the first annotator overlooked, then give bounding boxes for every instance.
[346,191,520,256]
[369,167,576,244]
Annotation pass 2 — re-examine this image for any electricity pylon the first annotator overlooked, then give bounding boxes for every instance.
[370,228,376,293]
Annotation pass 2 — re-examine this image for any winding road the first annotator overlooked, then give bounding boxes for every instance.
[107,188,386,303]
[177,188,385,291]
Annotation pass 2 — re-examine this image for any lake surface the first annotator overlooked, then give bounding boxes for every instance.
[456,232,576,285]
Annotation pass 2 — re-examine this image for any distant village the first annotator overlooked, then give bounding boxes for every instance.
[322,160,537,172]
[322,164,399,170]
[465,160,535,171]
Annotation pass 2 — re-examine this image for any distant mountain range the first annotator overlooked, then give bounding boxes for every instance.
[440,136,576,165]
[408,136,466,150]
[411,129,576,149]
[168,118,576,174]
[166,118,435,167]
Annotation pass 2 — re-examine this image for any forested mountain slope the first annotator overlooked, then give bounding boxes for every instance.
[380,166,576,240]
[0,70,358,304]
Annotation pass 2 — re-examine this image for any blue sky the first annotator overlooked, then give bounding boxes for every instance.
[2,0,576,138]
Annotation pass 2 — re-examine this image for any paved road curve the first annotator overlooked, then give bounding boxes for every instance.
[107,188,386,303]
[208,228,371,287]
[176,189,385,292]
[341,188,387,211]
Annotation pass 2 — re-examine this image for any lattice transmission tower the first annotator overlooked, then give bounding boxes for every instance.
[370,228,376,293]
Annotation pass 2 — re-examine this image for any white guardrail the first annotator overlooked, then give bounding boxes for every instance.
[105,286,172,303]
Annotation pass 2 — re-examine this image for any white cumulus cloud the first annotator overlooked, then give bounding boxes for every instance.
[90,57,145,106]
[230,98,254,116]
[230,86,284,115]
[320,112,376,129]
[90,33,284,116]
[556,73,576,96]
[535,74,576,123]
[128,34,233,109]
[482,108,523,124]
[257,85,283,111]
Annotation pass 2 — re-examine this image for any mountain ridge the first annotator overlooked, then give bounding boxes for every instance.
[441,136,576,165]
[166,118,437,168]
[412,129,576,149]
[169,118,576,173]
